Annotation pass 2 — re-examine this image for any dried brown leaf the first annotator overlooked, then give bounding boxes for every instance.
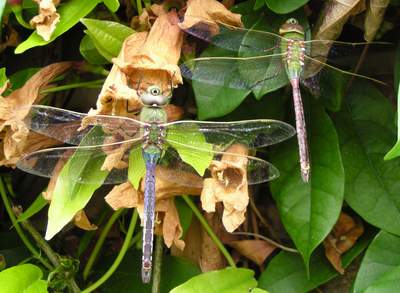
[74,210,97,231]
[0,62,74,166]
[201,144,249,233]
[323,212,364,274]
[364,0,390,41]
[179,0,243,34]
[228,239,276,266]
[30,0,60,41]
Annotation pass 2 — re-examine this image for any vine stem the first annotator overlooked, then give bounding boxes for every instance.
[182,195,236,268]
[136,0,143,15]
[152,235,164,293]
[41,79,104,94]
[83,209,124,281]
[231,232,298,253]
[0,178,52,270]
[82,209,139,293]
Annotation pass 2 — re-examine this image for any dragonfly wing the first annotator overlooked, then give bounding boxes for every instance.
[164,119,296,150]
[17,140,142,185]
[179,16,282,53]
[25,105,147,145]
[156,145,279,189]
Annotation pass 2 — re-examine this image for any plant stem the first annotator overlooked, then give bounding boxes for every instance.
[40,79,104,94]
[182,195,236,268]
[82,209,138,293]
[136,0,143,15]
[83,209,124,281]
[0,178,52,270]
[152,235,163,293]
[232,232,298,253]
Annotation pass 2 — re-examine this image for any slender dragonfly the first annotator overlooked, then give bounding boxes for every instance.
[180,16,389,182]
[17,84,296,283]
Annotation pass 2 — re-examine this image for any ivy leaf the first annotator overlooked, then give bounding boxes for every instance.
[15,0,104,53]
[333,81,400,235]
[79,34,109,65]
[353,231,400,292]
[270,96,344,272]
[171,268,257,293]
[103,0,120,12]
[265,0,310,14]
[0,264,47,293]
[45,127,109,240]
[259,230,372,293]
[81,18,134,62]
[128,146,145,190]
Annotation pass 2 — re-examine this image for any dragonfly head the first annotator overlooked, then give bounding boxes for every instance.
[140,85,170,107]
[279,18,304,36]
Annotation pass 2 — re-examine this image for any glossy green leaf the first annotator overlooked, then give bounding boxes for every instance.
[166,126,213,176]
[103,0,120,12]
[171,268,257,293]
[80,18,134,61]
[265,0,310,14]
[333,82,400,235]
[16,193,47,223]
[0,0,5,21]
[0,264,47,293]
[128,146,145,190]
[79,34,109,65]
[7,67,40,92]
[317,69,347,112]
[270,96,344,271]
[191,46,251,120]
[353,231,400,293]
[94,248,201,292]
[384,43,400,160]
[45,127,109,240]
[259,230,373,293]
[15,0,103,53]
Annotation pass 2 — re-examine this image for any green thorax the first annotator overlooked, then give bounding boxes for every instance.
[279,19,306,80]
[140,105,167,151]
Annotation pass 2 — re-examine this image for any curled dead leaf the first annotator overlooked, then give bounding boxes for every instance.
[323,212,364,274]
[364,0,390,41]
[74,210,97,231]
[30,0,60,41]
[105,166,202,249]
[228,239,276,266]
[0,62,74,166]
[201,144,249,233]
[179,0,243,35]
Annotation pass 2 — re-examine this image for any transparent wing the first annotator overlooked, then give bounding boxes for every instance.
[164,119,296,151]
[16,139,142,185]
[180,16,283,53]
[156,144,279,188]
[180,53,287,92]
[25,105,147,146]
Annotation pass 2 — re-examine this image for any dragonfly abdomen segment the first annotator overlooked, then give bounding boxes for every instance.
[141,149,160,283]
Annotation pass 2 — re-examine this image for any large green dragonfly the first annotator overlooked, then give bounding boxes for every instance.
[180,16,388,182]
[17,84,295,283]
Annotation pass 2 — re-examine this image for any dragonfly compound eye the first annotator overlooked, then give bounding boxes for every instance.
[148,86,162,96]
[287,18,298,25]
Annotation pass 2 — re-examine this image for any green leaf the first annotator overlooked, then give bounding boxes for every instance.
[79,34,109,65]
[171,268,257,293]
[353,231,400,293]
[103,0,120,12]
[128,146,146,190]
[0,0,6,21]
[166,125,213,176]
[318,69,347,112]
[384,43,400,160]
[7,67,40,92]
[80,18,134,61]
[15,0,103,53]
[175,197,193,236]
[265,0,310,14]
[94,248,201,292]
[45,127,109,240]
[0,264,47,293]
[270,96,344,271]
[333,81,400,235]
[259,230,373,293]
[191,46,251,120]
[0,68,6,88]
[16,193,47,223]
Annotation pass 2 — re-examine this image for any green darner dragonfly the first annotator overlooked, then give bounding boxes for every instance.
[16,84,296,283]
[179,16,388,182]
